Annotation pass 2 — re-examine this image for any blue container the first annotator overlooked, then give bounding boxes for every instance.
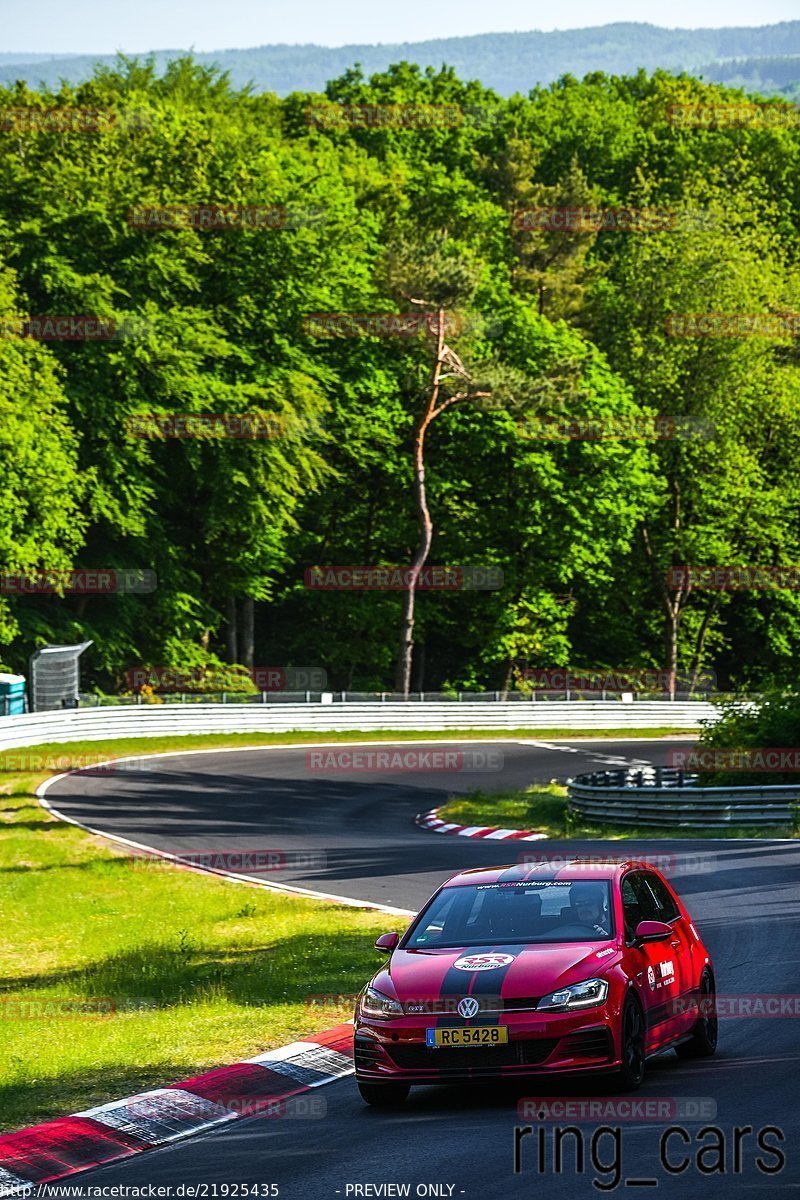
[0,673,26,715]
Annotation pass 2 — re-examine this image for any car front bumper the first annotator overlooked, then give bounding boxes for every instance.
[354,1009,621,1083]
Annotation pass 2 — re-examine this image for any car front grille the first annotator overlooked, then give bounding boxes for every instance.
[387,1038,559,1072]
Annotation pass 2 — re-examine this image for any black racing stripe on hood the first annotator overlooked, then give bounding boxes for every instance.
[435,945,521,1027]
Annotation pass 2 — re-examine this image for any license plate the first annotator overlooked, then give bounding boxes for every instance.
[425,1026,509,1047]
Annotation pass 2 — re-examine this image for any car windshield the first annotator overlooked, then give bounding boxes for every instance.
[404,880,615,947]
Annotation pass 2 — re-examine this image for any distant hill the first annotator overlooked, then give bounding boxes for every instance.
[0,53,78,65]
[2,23,800,98]
[699,54,800,97]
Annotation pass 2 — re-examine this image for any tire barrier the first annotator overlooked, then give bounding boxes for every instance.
[567,766,799,828]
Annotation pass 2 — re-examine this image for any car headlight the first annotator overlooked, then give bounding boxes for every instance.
[537,978,609,1011]
[358,986,404,1019]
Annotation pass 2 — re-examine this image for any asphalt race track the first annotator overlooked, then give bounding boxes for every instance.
[43,738,800,1198]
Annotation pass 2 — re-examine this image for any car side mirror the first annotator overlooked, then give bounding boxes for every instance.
[634,919,672,943]
[374,932,400,953]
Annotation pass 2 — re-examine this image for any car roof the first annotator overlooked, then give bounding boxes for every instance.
[441,860,657,888]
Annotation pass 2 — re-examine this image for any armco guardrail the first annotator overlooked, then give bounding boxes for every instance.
[0,700,721,750]
[77,689,722,705]
[568,766,800,828]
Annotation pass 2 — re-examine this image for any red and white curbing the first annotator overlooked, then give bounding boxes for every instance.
[0,1024,354,1194]
[415,806,548,841]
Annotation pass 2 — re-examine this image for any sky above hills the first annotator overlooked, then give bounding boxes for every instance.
[4,0,800,53]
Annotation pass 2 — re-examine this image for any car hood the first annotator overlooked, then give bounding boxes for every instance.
[372,942,620,1003]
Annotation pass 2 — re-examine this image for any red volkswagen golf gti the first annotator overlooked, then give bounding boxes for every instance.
[354,860,716,1105]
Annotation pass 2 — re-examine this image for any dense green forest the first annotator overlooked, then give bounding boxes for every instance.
[1,59,800,694]
[2,23,799,99]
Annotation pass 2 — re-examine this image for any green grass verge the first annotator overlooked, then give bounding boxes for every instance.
[0,757,407,1132]
[439,784,799,840]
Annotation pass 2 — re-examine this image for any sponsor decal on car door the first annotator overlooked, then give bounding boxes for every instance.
[622,873,681,1043]
[639,872,696,1036]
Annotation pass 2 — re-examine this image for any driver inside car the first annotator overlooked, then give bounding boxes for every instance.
[564,882,611,936]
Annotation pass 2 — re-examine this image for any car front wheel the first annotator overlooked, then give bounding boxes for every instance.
[615,995,646,1091]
